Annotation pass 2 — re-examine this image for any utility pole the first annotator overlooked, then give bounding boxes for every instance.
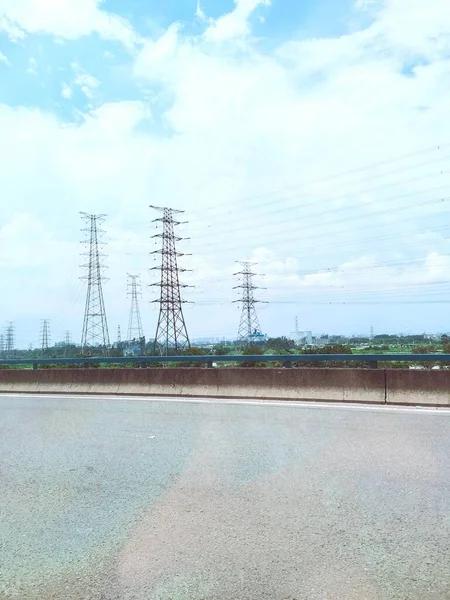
[40,319,51,351]
[80,213,110,354]
[233,261,265,344]
[5,322,14,357]
[117,325,122,346]
[150,205,191,355]
[127,274,144,345]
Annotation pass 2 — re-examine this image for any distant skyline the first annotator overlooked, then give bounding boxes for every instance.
[1,0,450,348]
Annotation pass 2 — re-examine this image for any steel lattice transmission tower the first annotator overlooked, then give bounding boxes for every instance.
[0,334,4,355]
[40,319,51,351]
[150,205,191,354]
[80,213,110,352]
[233,261,265,344]
[127,274,144,343]
[5,322,15,356]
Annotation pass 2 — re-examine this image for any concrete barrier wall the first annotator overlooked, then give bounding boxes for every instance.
[0,368,385,403]
[386,370,450,406]
[1,368,448,405]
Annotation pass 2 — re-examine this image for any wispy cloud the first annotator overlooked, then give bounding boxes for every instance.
[0,0,140,49]
[0,50,11,66]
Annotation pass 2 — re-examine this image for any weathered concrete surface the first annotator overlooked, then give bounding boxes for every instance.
[0,367,386,403]
[1,395,449,600]
[386,369,450,406]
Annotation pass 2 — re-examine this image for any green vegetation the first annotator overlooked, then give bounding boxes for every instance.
[1,333,448,369]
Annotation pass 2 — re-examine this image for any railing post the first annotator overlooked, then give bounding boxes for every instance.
[33,362,38,370]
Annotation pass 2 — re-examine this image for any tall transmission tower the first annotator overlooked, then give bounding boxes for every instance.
[64,331,72,346]
[233,261,265,344]
[40,319,51,351]
[127,274,144,343]
[150,205,191,355]
[80,213,110,353]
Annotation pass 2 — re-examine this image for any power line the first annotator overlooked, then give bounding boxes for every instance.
[149,205,191,355]
[186,143,450,217]
[183,193,450,251]
[125,170,450,238]
[80,212,110,353]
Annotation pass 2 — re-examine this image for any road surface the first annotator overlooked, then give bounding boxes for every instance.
[1,394,449,599]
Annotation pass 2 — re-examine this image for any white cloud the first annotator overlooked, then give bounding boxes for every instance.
[0,0,139,48]
[0,50,10,66]
[61,82,73,99]
[61,63,100,100]
[195,0,208,23]
[204,0,271,42]
[71,62,100,99]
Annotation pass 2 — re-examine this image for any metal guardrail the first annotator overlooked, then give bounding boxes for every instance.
[0,354,450,369]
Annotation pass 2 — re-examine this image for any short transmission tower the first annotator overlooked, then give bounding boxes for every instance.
[40,319,51,351]
[233,261,265,344]
[80,213,110,353]
[127,274,144,343]
[64,331,71,346]
[5,322,15,356]
[0,334,4,355]
[150,205,191,355]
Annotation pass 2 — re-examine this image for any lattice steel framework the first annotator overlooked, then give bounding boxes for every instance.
[0,334,4,355]
[5,322,14,356]
[127,274,144,343]
[80,213,110,352]
[40,319,51,350]
[233,261,265,344]
[150,205,191,355]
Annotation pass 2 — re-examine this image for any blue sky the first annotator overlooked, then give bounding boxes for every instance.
[1,0,450,347]
[0,0,362,119]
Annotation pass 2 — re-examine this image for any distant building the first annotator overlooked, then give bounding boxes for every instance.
[248,330,266,344]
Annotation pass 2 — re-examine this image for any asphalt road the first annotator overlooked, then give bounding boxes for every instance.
[1,394,449,600]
